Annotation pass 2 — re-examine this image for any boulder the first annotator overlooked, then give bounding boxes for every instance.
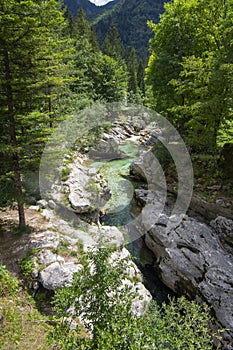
[48,199,56,210]
[37,249,64,265]
[87,225,124,250]
[145,214,233,338]
[210,216,233,237]
[132,119,146,132]
[109,248,152,316]
[37,199,48,209]
[66,159,110,214]
[29,231,60,250]
[39,261,83,290]
[88,137,121,160]
[210,216,233,253]
[130,151,155,182]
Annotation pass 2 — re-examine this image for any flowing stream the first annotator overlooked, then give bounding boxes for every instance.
[87,140,173,303]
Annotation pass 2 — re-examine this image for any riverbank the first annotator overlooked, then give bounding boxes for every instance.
[1,112,233,348]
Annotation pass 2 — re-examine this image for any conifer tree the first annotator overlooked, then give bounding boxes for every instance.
[127,48,138,96]
[137,60,145,95]
[102,23,124,60]
[0,0,72,226]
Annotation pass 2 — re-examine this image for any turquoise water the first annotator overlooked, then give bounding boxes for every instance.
[89,141,141,223]
[87,140,173,302]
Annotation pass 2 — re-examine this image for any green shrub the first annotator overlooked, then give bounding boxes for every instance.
[20,256,35,279]
[48,245,216,349]
[61,166,71,181]
[0,264,19,296]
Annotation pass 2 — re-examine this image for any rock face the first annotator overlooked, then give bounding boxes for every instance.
[27,207,149,313]
[39,261,83,290]
[210,216,233,254]
[145,213,233,339]
[65,158,110,215]
[130,151,158,182]
[88,137,121,160]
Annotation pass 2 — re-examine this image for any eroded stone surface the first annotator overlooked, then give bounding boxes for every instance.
[144,213,233,337]
[39,261,83,290]
[29,231,60,250]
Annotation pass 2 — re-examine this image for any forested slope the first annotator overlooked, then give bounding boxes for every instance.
[94,0,167,58]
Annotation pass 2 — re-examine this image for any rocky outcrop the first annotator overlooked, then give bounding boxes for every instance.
[88,136,121,160]
[130,151,158,183]
[144,213,233,341]
[210,216,233,254]
[39,261,83,290]
[190,195,233,221]
[88,117,147,161]
[63,158,110,215]
[26,206,150,314]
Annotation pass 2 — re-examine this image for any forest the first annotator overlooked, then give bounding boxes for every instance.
[0,0,232,348]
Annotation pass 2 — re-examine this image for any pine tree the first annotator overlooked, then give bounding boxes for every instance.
[0,0,72,227]
[127,48,138,96]
[137,60,145,95]
[102,23,124,60]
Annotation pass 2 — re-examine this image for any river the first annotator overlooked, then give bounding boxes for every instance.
[87,140,174,304]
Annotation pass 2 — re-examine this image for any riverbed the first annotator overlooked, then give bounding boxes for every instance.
[86,140,173,303]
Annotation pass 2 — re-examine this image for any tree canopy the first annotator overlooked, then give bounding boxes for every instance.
[146,0,233,151]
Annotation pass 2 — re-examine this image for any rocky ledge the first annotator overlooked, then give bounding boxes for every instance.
[27,209,151,314]
[143,211,233,343]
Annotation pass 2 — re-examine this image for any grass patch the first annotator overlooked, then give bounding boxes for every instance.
[0,266,54,350]
[61,166,71,182]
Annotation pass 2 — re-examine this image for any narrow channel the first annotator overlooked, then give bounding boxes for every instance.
[88,140,174,304]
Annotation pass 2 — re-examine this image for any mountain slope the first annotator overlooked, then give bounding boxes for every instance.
[63,0,120,21]
[94,0,167,59]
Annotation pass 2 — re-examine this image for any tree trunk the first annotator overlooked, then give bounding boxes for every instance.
[3,44,26,228]
[48,94,53,128]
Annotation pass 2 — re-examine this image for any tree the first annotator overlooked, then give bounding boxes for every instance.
[0,0,72,226]
[94,54,127,102]
[73,7,99,51]
[102,23,124,60]
[127,48,138,102]
[146,0,233,151]
[137,60,145,95]
[50,245,215,349]
[71,35,127,103]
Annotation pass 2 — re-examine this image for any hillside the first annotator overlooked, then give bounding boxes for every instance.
[94,0,167,59]
[63,0,168,59]
[63,0,120,21]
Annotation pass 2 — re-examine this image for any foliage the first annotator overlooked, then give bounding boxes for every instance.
[127,48,138,97]
[20,255,35,280]
[61,166,71,182]
[71,29,127,104]
[94,0,166,59]
[152,296,214,350]
[137,60,146,95]
[49,245,215,349]
[0,272,52,349]
[0,264,19,297]
[102,23,124,60]
[0,0,74,226]
[146,0,233,153]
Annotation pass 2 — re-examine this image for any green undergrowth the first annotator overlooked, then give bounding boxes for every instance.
[0,263,54,350]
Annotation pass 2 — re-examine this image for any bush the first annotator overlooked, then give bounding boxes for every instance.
[0,264,19,296]
[20,255,35,280]
[49,246,215,349]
